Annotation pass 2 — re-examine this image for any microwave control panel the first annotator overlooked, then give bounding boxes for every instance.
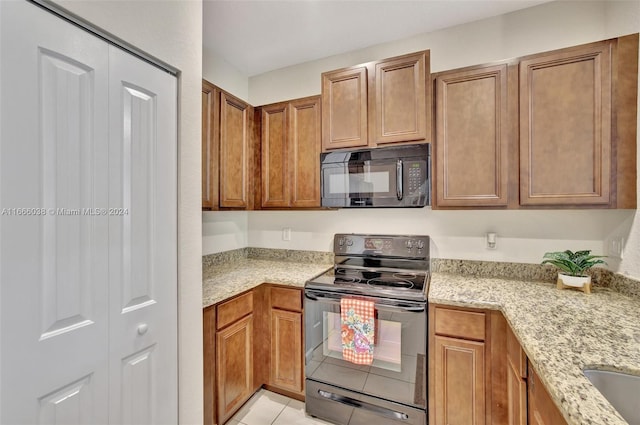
[406,161,426,195]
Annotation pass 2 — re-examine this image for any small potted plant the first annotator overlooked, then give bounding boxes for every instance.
[541,250,607,293]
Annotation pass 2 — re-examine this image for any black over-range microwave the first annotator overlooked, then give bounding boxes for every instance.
[320,143,430,208]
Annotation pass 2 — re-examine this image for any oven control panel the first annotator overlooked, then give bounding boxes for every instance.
[334,233,429,259]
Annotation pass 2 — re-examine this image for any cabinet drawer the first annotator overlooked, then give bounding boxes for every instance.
[270,286,302,312]
[216,291,253,330]
[434,307,485,340]
[507,325,527,379]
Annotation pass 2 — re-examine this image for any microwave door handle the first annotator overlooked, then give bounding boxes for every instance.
[396,159,403,200]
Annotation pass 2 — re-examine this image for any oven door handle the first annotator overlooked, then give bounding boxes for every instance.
[317,389,410,421]
[304,291,425,313]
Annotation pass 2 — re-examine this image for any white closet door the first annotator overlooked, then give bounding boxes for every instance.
[0,1,110,423]
[107,46,178,425]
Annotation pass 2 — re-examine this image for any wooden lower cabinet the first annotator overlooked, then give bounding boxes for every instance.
[433,335,486,424]
[506,325,527,425]
[270,308,303,393]
[203,285,304,425]
[267,285,304,397]
[528,364,568,425]
[216,314,254,424]
[430,305,508,425]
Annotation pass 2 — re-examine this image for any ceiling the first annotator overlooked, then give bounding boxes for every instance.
[203,0,551,77]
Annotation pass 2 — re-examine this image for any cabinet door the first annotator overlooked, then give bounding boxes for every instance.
[527,364,567,425]
[507,361,527,425]
[220,92,250,208]
[203,307,216,425]
[434,64,510,207]
[506,325,527,425]
[520,41,612,206]
[433,335,485,425]
[322,66,368,150]
[372,51,429,145]
[270,309,303,394]
[216,314,254,424]
[261,102,289,208]
[202,80,219,210]
[289,96,321,208]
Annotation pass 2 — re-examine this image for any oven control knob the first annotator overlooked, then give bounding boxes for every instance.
[338,237,345,247]
[416,240,425,250]
[405,240,414,249]
[346,239,353,246]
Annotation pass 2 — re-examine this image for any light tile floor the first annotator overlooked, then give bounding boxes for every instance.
[229,389,333,425]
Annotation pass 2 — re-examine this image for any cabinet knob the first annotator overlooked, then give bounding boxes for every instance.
[137,323,149,335]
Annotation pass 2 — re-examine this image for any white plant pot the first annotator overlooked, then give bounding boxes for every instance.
[557,273,592,294]
[558,273,591,287]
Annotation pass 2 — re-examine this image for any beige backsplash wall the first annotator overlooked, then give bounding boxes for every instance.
[202,0,640,280]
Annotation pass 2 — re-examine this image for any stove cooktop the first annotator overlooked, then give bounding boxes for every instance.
[305,267,429,301]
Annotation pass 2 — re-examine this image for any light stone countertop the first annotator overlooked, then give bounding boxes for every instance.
[202,257,640,425]
[430,272,640,425]
[202,258,331,308]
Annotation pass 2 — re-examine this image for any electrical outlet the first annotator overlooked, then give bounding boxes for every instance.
[282,227,291,241]
[608,237,624,259]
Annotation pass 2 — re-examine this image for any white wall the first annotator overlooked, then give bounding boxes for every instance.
[203,45,249,102]
[248,1,629,106]
[247,209,633,263]
[52,1,203,423]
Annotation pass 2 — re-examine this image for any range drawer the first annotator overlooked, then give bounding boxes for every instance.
[216,291,253,330]
[434,306,485,341]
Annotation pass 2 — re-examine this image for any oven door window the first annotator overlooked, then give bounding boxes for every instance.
[305,295,427,408]
[322,160,397,199]
[322,311,402,372]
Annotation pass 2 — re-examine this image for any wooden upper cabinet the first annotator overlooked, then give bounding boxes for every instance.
[220,91,250,208]
[289,96,321,208]
[434,63,512,208]
[372,51,429,145]
[520,41,612,206]
[322,66,369,150]
[202,80,219,210]
[322,50,431,151]
[261,102,289,208]
[261,95,321,209]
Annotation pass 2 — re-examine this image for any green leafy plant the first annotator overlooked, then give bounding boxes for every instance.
[541,250,607,277]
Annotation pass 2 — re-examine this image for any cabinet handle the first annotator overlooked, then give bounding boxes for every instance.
[137,323,149,335]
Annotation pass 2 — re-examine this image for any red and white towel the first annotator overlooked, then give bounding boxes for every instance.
[340,298,375,365]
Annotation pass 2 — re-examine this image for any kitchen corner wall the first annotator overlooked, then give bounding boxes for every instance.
[203,0,640,280]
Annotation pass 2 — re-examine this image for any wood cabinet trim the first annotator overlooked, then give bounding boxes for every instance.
[202,80,219,210]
